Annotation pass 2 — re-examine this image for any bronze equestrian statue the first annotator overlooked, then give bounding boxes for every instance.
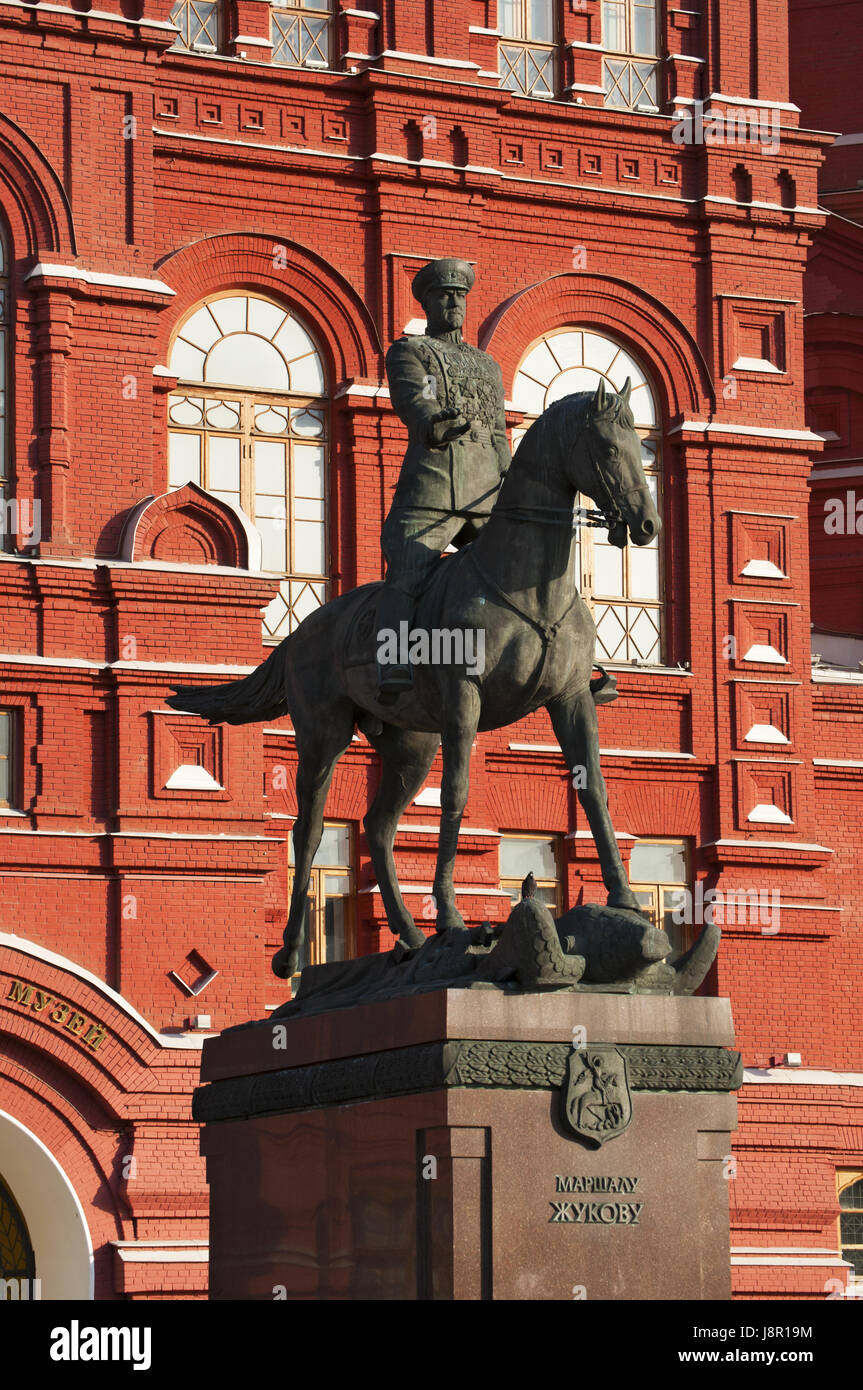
[168,359,661,978]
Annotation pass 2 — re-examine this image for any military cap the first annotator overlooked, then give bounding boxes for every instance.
[411,257,475,304]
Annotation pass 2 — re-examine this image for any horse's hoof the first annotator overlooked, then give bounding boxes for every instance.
[435,913,468,935]
[397,922,427,950]
[272,946,298,979]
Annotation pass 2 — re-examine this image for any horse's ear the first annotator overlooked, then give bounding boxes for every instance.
[619,377,632,406]
[593,377,608,414]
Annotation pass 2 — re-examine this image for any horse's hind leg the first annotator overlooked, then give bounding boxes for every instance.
[547,686,640,911]
[272,700,355,979]
[364,726,440,949]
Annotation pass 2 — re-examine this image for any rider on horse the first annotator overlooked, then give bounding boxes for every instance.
[377,258,511,702]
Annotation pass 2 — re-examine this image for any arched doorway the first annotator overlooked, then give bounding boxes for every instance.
[0,1110,93,1299]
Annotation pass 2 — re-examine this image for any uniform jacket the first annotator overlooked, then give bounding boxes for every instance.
[385,333,510,514]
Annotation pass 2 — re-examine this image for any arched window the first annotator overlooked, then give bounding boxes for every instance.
[839,1172,863,1279]
[511,328,664,665]
[167,293,328,640]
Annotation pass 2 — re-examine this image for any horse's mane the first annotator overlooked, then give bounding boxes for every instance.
[513,388,635,479]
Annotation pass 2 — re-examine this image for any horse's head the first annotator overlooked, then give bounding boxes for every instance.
[568,378,661,549]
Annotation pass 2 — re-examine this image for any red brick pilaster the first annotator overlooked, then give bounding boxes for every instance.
[31,289,75,556]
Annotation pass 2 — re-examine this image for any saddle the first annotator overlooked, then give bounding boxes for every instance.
[343,558,457,673]
[343,588,384,671]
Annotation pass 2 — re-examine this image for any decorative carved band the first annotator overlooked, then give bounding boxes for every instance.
[193,1040,742,1124]
[620,1045,743,1092]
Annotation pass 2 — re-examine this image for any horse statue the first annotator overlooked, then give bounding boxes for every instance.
[167,378,661,979]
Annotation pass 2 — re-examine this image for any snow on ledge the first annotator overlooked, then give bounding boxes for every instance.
[744,724,789,744]
[164,765,223,791]
[741,558,786,579]
[747,803,793,825]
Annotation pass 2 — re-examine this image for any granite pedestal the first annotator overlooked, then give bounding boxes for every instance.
[194,989,740,1301]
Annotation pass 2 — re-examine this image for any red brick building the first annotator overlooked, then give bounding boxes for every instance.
[0,0,860,1300]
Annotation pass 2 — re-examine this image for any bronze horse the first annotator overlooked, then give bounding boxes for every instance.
[168,379,661,978]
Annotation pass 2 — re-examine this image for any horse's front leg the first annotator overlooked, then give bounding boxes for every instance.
[272,704,355,979]
[547,686,640,911]
[433,680,481,934]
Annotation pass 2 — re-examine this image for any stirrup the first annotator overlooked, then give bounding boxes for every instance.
[590,666,618,705]
[378,664,413,705]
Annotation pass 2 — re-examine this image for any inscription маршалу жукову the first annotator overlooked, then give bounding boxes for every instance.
[550,1175,642,1225]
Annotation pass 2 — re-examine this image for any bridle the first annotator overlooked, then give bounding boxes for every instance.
[584,416,653,527]
[495,417,636,531]
[584,438,624,529]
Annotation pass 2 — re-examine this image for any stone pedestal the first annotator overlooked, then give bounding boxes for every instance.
[194,990,740,1301]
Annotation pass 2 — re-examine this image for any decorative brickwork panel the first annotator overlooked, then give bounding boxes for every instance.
[732,682,793,751]
[729,512,792,588]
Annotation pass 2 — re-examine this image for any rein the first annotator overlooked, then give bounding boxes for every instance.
[494,503,612,528]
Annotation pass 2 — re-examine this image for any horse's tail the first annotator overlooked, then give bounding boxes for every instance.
[590,664,618,705]
[166,642,291,726]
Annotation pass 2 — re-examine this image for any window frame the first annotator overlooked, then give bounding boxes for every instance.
[601,0,661,112]
[166,291,331,640]
[166,385,330,580]
[580,430,664,666]
[499,833,563,914]
[288,821,356,983]
[0,1173,35,1284]
[169,0,222,55]
[601,0,660,59]
[0,709,17,810]
[270,0,333,71]
[498,0,558,99]
[628,837,691,954]
[838,1170,863,1282]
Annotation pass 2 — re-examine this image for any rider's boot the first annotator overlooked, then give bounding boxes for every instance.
[376,585,415,705]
